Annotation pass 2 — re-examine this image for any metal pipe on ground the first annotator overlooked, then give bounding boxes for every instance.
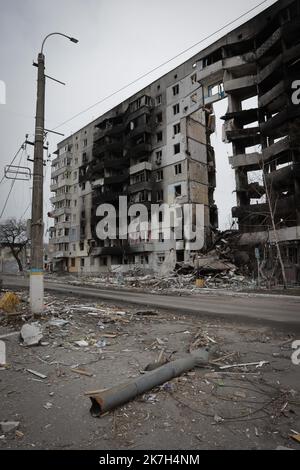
[89,347,214,417]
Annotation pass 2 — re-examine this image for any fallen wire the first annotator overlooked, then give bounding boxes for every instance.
[171,393,285,423]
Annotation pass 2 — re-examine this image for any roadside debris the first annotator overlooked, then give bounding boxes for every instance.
[88,347,214,417]
[43,402,53,410]
[71,368,93,377]
[219,361,269,370]
[0,292,20,313]
[0,341,6,368]
[26,369,47,379]
[74,340,89,347]
[290,431,300,444]
[20,323,43,347]
[47,318,69,327]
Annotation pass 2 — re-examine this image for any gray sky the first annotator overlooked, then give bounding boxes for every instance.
[0,0,277,233]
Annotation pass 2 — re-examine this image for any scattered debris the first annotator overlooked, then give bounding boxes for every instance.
[15,430,24,438]
[74,340,89,347]
[135,310,158,316]
[219,361,269,370]
[47,318,69,327]
[290,432,300,444]
[71,368,93,377]
[0,331,19,340]
[0,341,6,368]
[0,421,20,433]
[26,369,47,379]
[0,292,20,313]
[20,323,43,346]
[43,402,53,410]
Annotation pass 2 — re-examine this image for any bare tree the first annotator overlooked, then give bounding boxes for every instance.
[248,165,288,289]
[0,218,29,272]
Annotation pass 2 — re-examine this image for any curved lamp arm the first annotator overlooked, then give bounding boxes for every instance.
[41,32,78,54]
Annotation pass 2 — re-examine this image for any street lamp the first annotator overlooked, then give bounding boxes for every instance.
[30,32,78,315]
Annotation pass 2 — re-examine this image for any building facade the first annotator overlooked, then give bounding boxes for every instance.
[50,0,300,281]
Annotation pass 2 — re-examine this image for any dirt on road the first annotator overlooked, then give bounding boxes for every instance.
[0,289,300,450]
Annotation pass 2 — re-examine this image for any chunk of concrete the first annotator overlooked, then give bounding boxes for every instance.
[20,323,43,346]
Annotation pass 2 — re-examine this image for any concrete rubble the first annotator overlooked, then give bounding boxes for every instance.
[20,323,43,347]
[0,422,20,434]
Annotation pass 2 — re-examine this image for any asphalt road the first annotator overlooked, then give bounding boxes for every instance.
[2,275,300,330]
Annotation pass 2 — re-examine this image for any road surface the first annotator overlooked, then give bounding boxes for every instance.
[2,275,300,330]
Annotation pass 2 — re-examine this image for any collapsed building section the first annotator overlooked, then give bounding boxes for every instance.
[50,0,300,282]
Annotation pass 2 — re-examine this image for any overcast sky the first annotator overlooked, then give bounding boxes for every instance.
[0,0,277,233]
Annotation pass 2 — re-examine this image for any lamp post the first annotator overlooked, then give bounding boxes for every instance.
[30,33,78,315]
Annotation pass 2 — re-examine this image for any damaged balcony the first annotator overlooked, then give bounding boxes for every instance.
[222,108,258,127]
[93,137,123,155]
[237,182,265,199]
[226,127,261,147]
[232,195,298,220]
[128,180,152,194]
[104,171,129,186]
[94,116,124,138]
[92,190,128,204]
[265,163,300,190]
[224,75,257,98]
[260,106,300,139]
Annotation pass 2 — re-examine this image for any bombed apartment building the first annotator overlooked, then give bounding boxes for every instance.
[50,0,300,282]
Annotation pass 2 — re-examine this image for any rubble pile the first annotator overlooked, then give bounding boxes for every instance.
[44,230,257,292]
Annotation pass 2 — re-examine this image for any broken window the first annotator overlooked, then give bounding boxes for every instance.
[140,255,149,265]
[156,112,163,124]
[156,95,162,106]
[173,103,180,115]
[100,257,108,266]
[156,131,163,143]
[159,232,164,242]
[155,150,162,165]
[173,84,179,96]
[174,143,180,155]
[71,258,75,267]
[175,163,182,175]
[156,170,163,181]
[83,139,87,147]
[173,123,181,135]
[80,258,85,267]
[80,242,84,251]
[156,190,164,202]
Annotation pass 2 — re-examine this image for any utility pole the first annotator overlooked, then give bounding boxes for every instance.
[30,52,45,315]
[30,33,78,315]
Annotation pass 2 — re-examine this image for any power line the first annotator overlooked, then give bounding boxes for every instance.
[53,0,270,131]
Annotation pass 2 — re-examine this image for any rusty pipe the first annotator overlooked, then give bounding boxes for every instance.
[89,347,213,417]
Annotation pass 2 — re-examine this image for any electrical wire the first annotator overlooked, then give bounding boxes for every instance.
[52,0,270,131]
